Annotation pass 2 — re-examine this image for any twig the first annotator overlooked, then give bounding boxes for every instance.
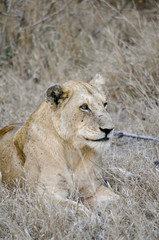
[0,45,10,55]
[30,0,73,29]
[0,0,13,54]
[93,0,131,37]
[106,0,131,25]
[114,131,159,143]
[0,12,21,18]
[44,0,57,17]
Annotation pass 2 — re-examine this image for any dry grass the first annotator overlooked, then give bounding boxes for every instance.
[0,1,159,239]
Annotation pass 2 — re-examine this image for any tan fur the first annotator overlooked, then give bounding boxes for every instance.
[0,75,119,209]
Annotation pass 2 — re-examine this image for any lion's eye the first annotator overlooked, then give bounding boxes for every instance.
[104,102,108,109]
[80,103,90,111]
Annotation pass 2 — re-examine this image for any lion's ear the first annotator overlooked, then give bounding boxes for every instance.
[89,74,108,96]
[90,73,105,90]
[46,84,68,106]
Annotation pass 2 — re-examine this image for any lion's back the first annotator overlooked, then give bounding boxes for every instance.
[0,126,24,186]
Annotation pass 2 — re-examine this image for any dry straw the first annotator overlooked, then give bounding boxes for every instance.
[0,1,159,239]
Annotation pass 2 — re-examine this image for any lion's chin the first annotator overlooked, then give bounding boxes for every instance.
[85,138,111,154]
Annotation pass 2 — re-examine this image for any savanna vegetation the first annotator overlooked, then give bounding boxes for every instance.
[0,0,159,239]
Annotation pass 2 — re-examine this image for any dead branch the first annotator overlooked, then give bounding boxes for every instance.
[0,12,21,18]
[114,131,159,143]
[0,0,13,54]
[93,0,131,37]
[45,0,57,17]
[106,0,131,25]
[30,0,73,29]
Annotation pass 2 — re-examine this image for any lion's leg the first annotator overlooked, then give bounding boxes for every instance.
[54,193,95,219]
[38,186,95,218]
[86,185,120,207]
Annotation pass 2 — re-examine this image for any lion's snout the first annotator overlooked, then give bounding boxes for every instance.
[99,127,114,139]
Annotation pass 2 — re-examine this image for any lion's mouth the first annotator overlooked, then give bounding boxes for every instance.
[85,136,109,142]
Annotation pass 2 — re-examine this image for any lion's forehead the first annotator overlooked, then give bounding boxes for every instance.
[78,92,105,105]
[65,81,106,103]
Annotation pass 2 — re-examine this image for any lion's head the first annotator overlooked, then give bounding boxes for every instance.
[46,74,114,153]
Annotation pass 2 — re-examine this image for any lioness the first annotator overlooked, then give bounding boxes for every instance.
[0,74,119,209]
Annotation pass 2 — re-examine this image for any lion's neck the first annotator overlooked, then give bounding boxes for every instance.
[24,102,100,174]
[63,144,97,170]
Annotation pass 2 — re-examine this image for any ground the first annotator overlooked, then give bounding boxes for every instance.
[0,1,159,239]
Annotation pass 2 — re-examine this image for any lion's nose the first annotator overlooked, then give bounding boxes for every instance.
[99,127,114,137]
